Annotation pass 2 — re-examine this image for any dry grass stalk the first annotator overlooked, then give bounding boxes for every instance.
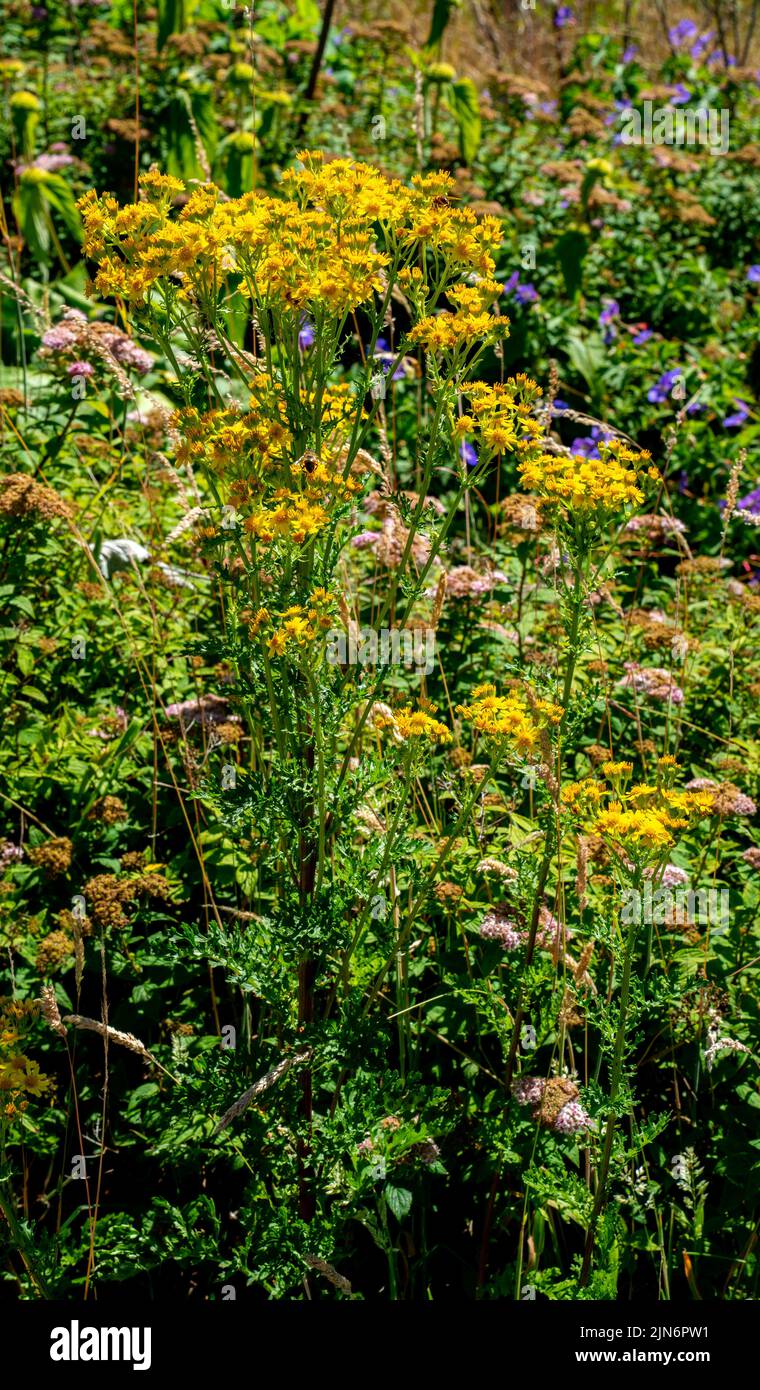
[304,1255,352,1295]
[39,983,67,1037]
[213,1049,312,1136]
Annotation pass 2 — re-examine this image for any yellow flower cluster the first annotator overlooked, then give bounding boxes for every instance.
[176,381,365,548]
[0,998,50,1117]
[373,704,452,744]
[457,683,562,755]
[78,153,503,316]
[408,281,508,355]
[241,589,336,657]
[602,760,634,778]
[518,440,654,518]
[562,774,714,850]
[176,399,291,481]
[456,376,544,457]
[244,494,329,545]
[0,1052,50,1099]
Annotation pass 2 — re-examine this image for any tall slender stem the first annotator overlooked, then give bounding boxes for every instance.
[579,903,639,1287]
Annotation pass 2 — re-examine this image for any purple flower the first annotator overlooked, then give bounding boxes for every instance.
[669,18,698,46]
[570,426,612,460]
[599,298,619,344]
[67,360,94,377]
[671,83,691,105]
[622,44,637,63]
[459,441,478,469]
[690,30,714,60]
[298,316,315,351]
[722,399,750,429]
[608,99,633,128]
[373,337,405,381]
[707,48,736,66]
[630,324,653,345]
[737,486,760,516]
[515,282,538,305]
[647,367,683,403]
[747,265,760,285]
[552,399,569,413]
[554,5,575,27]
[503,273,538,306]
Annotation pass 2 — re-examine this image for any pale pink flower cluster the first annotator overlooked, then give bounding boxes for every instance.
[645,863,689,887]
[684,779,756,817]
[478,910,522,951]
[619,662,684,704]
[41,308,153,375]
[624,513,686,540]
[552,1100,594,1134]
[512,1076,594,1134]
[165,694,231,728]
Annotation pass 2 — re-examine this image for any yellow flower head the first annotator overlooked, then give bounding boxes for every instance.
[374,704,451,744]
[457,682,555,756]
[518,439,651,521]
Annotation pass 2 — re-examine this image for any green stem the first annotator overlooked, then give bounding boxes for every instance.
[579,901,639,1287]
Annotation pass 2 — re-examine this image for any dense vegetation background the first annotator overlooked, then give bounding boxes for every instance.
[0,0,759,1301]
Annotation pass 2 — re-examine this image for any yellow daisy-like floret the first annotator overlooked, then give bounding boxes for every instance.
[456,682,560,755]
[518,439,652,518]
[263,590,336,656]
[602,761,634,778]
[593,804,685,848]
[0,1052,51,1096]
[374,705,451,744]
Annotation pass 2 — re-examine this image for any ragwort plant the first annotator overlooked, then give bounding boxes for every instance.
[72,151,597,1271]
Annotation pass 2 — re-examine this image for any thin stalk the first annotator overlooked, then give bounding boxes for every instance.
[579,902,639,1287]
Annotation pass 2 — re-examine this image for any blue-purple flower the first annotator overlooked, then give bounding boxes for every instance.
[374,337,406,381]
[690,30,714,60]
[459,441,478,469]
[736,486,760,516]
[747,265,760,285]
[669,18,698,46]
[298,316,315,351]
[648,368,683,403]
[503,272,539,306]
[569,425,614,459]
[554,5,575,27]
[599,298,620,343]
[722,399,750,429]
